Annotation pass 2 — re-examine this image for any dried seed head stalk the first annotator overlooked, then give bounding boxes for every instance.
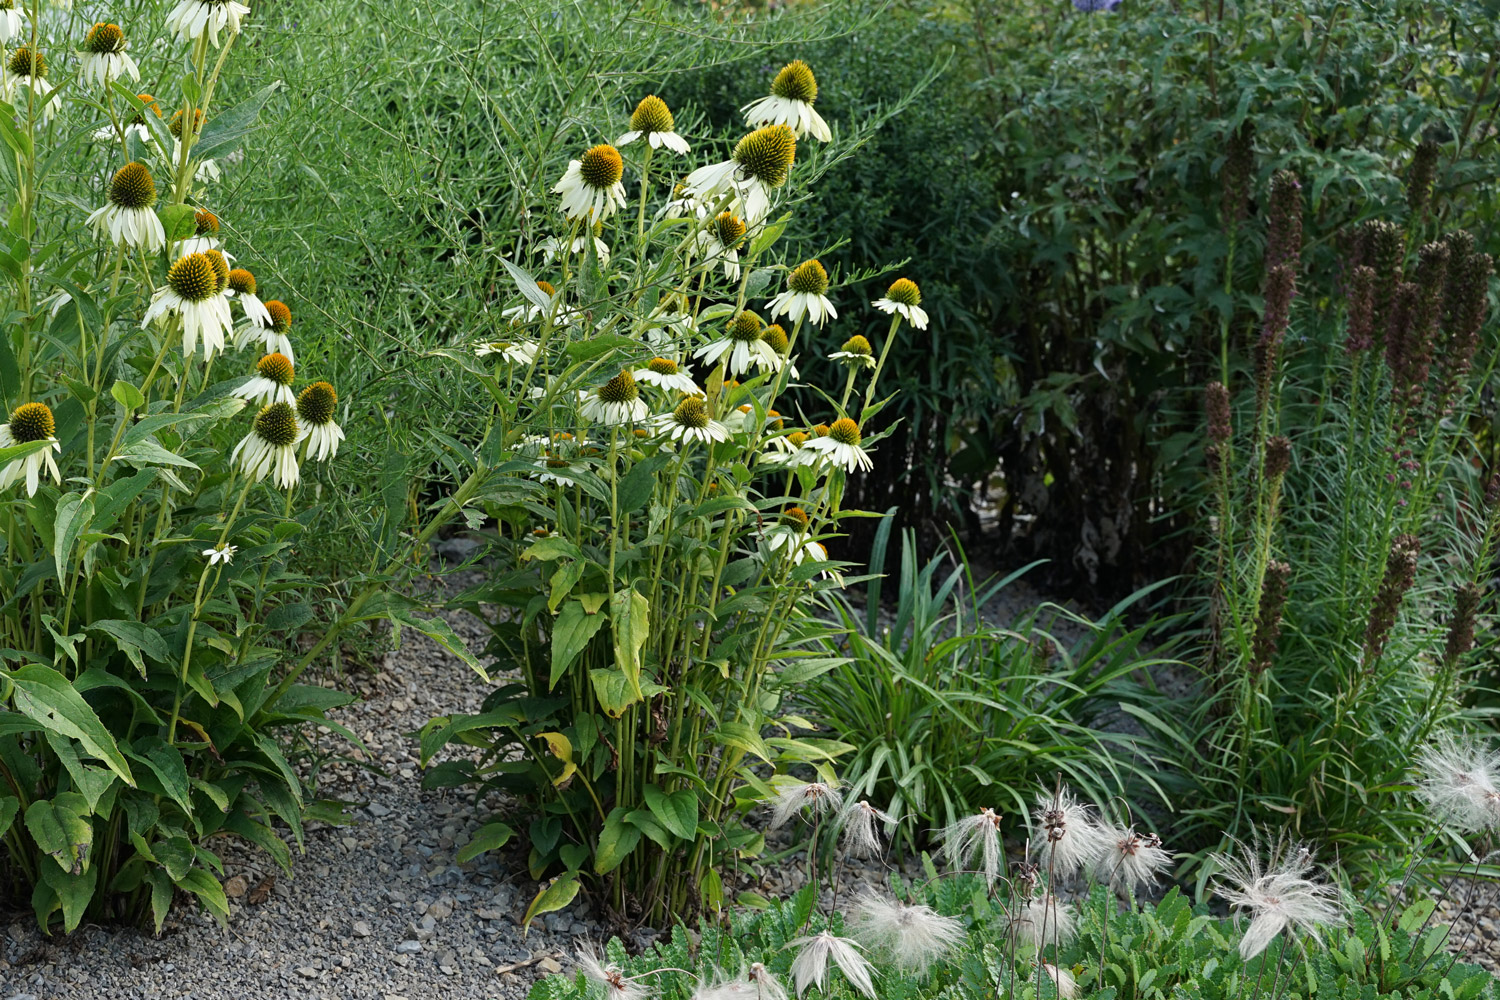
[1364,220,1406,346]
[1205,381,1232,444]
[1443,583,1482,669]
[1343,265,1377,355]
[1364,534,1421,664]
[1220,121,1255,229]
[1265,170,1303,272]
[1251,560,1291,676]
[1406,139,1441,219]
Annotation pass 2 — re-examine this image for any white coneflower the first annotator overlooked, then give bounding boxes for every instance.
[296,382,344,462]
[798,418,872,474]
[165,0,249,46]
[1414,731,1500,832]
[1042,964,1079,1000]
[541,228,612,264]
[657,183,707,221]
[849,893,964,974]
[502,279,558,323]
[770,777,843,829]
[575,945,652,1000]
[768,259,838,327]
[143,251,235,360]
[167,136,223,185]
[1007,893,1076,951]
[87,162,166,252]
[873,278,929,330]
[79,22,139,89]
[98,92,162,145]
[202,542,236,565]
[231,401,301,489]
[1094,826,1173,891]
[233,352,296,407]
[476,338,538,366]
[743,60,832,142]
[616,95,690,154]
[938,807,1003,883]
[759,323,799,380]
[6,47,59,124]
[694,310,781,378]
[761,430,820,470]
[763,507,829,566]
[178,209,228,257]
[554,144,627,222]
[234,297,294,359]
[226,267,274,328]
[1032,787,1112,879]
[1210,840,1346,961]
[839,799,896,858]
[697,211,747,280]
[0,403,61,497]
[685,123,797,224]
[786,932,875,1000]
[828,335,875,369]
[0,0,25,43]
[583,370,649,426]
[635,357,700,395]
[656,396,728,446]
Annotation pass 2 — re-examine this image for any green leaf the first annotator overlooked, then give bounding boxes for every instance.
[44,732,117,813]
[159,204,197,242]
[193,81,282,160]
[40,861,97,933]
[456,821,516,864]
[176,867,230,924]
[610,587,649,698]
[263,603,314,632]
[594,807,641,874]
[25,793,94,873]
[147,868,172,932]
[86,619,172,678]
[0,436,50,468]
[110,379,145,411]
[522,536,582,562]
[117,437,200,470]
[10,664,134,786]
[499,257,553,313]
[642,785,698,841]
[615,454,670,515]
[0,795,18,839]
[51,492,94,583]
[550,599,606,689]
[522,873,580,934]
[154,835,195,881]
[589,668,640,718]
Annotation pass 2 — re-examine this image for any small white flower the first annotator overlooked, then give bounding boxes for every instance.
[575,946,652,1000]
[763,513,830,568]
[938,807,1003,884]
[656,185,708,222]
[848,893,963,974]
[769,778,843,829]
[554,144,628,222]
[798,418,872,474]
[743,61,832,142]
[684,124,796,224]
[839,800,897,859]
[582,371,649,426]
[634,358,700,395]
[616,95,690,154]
[872,278,929,330]
[828,335,876,369]
[694,310,781,378]
[165,0,250,46]
[786,932,875,1000]
[226,267,274,330]
[696,210,748,281]
[1210,840,1346,961]
[655,397,728,446]
[296,382,345,462]
[143,251,235,360]
[202,542,237,565]
[766,260,837,327]
[232,352,296,407]
[541,231,612,265]
[0,403,62,497]
[0,4,26,43]
[476,339,539,366]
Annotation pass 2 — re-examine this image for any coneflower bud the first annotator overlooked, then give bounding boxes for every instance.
[1251,560,1291,676]
[1364,533,1421,663]
[1205,381,1232,444]
[1344,265,1376,355]
[1265,171,1303,272]
[1443,582,1482,668]
[1263,435,1291,480]
[1406,139,1441,220]
[1220,121,1255,228]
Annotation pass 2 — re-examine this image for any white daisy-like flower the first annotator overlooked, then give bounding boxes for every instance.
[79,22,140,90]
[582,370,649,426]
[4,47,59,124]
[231,401,301,489]
[166,137,223,185]
[743,61,832,142]
[770,777,843,829]
[694,310,781,378]
[1032,787,1113,880]
[1042,964,1079,1000]
[798,418,872,474]
[872,278,929,329]
[684,123,796,224]
[501,279,559,323]
[0,403,62,497]
[655,396,728,446]
[848,893,963,974]
[164,0,250,46]
[1007,893,1076,951]
[142,251,235,360]
[616,95,690,154]
[0,1,26,43]
[786,932,875,1000]
[232,352,296,407]
[476,339,539,366]
[575,945,652,1000]
[1093,826,1174,892]
[296,382,345,462]
[226,266,273,329]
[828,335,876,369]
[87,162,166,252]
[643,300,695,344]
[696,211,747,280]
[760,430,821,470]
[656,184,708,222]
[202,542,237,565]
[1414,731,1500,832]
[762,509,829,566]
[1210,840,1346,961]
[96,93,161,145]
[767,260,838,327]
[839,800,897,859]
[554,144,627,222]
[634,357,700,395]
[233,297,293,359]
[540,230,611,265]
[176,208,228,257]
[938,807,1004,883]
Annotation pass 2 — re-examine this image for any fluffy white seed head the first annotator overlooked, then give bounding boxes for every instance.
[1210,839,1346,960]
[938,808,1003,883]
[786,932,876,999]
[1031,787,1112,879]
[1414,732,1500,832]
[770,779,844,829]
[848,892,964,975]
